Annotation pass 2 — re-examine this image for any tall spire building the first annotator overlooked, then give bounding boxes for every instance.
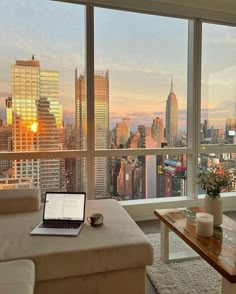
[11,57,64,194]
[165,77,178,146]
[75,70,109,198]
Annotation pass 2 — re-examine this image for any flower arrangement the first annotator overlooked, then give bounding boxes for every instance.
[196,167,234,198]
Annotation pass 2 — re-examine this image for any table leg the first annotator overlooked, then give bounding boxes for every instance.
[160,221,199,263]
[222,277,236,294]
[160,221,170,262]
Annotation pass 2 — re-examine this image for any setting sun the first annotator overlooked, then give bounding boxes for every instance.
[31,122,38,133]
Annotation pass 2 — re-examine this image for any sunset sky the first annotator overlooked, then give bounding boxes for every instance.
[0,0,235,131]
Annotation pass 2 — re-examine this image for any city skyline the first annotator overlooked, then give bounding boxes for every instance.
[1,55,186,200]
[0,0,235,132]
[3,56,236,139]
[0,55,235,199]
[5,55,236,147]
[2,55,236,141]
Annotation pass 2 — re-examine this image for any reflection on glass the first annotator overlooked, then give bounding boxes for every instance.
[201,23,236,145]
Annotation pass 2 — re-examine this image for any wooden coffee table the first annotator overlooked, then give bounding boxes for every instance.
[154,207,236,294]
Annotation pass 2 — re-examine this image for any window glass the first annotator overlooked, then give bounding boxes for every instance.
[96,154,187,200]
[200,23,236,195]
[0,157,86,199]
[0,0,85,195]
[94,8,188,199]
[201,23,236,145]
[94,8,188,150]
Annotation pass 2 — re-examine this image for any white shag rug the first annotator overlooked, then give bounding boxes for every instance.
[146,233,221,294]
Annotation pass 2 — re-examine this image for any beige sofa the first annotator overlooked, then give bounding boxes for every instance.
[0,259,35,294]
[0,189,40,294]
[0,189,153,294]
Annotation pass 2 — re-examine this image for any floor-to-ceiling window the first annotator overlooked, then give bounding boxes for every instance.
[200,23,236,194]
[0,0,86,197]
[93,8,188,200]
[0,0,235,217]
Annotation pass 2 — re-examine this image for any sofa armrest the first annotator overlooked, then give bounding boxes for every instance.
[0,189,41,214]
[0,259,35,294]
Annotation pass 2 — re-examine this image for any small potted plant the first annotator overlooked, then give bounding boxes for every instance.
[196,166,235,226]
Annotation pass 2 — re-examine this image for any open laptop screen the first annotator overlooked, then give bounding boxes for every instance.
[43,192,86,222]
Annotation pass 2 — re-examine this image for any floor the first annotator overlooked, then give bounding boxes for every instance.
[136,210,236,294]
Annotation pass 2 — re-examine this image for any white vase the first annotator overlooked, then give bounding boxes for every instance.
[204,195,223,227]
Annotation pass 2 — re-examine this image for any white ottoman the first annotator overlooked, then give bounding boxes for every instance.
[0,259,35,294]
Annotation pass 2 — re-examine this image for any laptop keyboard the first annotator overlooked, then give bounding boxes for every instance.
[40,222,81,229]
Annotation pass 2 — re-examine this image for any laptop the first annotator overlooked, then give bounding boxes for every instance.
[31,191,86,236]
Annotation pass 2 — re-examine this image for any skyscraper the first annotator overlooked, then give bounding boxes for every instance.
[165,77,178,146]
[225,117,236,143]
[115,118,129,147]
[11,56,64,194]
[5,96,12,125]
[144,135,157,198]
[151,117,164,147]
[138,125,146,137]
[75,70,109,198]
[122,117,130,137]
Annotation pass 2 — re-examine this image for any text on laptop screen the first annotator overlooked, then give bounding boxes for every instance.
[44,193,85,221]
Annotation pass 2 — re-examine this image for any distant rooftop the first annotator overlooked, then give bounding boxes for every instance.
[16,55,40,67]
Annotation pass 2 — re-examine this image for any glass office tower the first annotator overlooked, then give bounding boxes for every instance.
[11,56,64,194]
[75,70,109,197]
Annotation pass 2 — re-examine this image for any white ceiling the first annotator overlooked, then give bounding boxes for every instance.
[55,0,236,23]
[150,0,236,15]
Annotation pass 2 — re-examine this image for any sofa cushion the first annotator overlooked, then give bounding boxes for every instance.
[0,199,153,282]
[0,259,35,294]
[0,189,41,214]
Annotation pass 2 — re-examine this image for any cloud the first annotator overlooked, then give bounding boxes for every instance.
[109,113,124,120]
[0,91,10,97]
[154,111,164,116]
[110,110,162,124]
[209,108,231,115]
[203,24,236,44]
[63,109,75,125]
[178,109,187,120]
[178,109,187,114]
[125,111,154,118]
[96,55,187,82]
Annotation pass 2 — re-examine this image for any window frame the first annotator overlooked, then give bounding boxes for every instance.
[0,3,236,219]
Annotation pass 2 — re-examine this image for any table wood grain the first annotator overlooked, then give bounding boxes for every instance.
[154,207,236,283]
